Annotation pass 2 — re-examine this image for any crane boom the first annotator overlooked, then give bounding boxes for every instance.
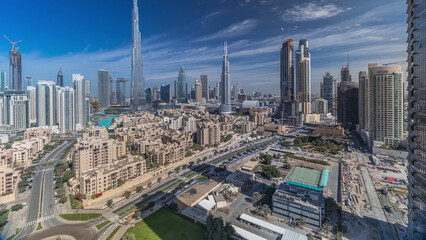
[3,34,22,49]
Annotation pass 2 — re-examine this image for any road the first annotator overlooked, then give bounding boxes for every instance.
[15,141,74,240]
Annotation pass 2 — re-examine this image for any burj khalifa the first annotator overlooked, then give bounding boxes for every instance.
[131,0,146,108]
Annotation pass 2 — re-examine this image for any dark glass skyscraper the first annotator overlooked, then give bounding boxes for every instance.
[131,0,145,108]
[57,68,64,87]
[407,0,426,239]
[280,38,299,124]
[116,78,127,106]
[175,66,187,103]
[322,72,334,111]
[337,65,358,128]
[160,84,170,103]
[9,46,22,91]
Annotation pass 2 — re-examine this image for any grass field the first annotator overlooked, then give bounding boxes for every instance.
[59,213,102,221]
[126,208,206,240]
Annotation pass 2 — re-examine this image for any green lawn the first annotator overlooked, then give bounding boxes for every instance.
[59,213,102,221]
[125,208,206,240]
[96,220,111,230]
[41,162,54,167]
[69,194,79,209]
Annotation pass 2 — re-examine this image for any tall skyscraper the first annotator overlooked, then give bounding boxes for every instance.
[9,44,22,91]
[0,71,5,92]
[215,81,220,100]
[145,88,152,104]
[231,83,240,100]
[175,66,188,103]
[280,38,300,125]
[368,64,403,144]
[116,78,127,105]
[0,91,29,130]
[358,71,369,130]
[57,86,75,133]
[24,76,32,92]
[296,39,311,115]
[131,0,145,108]
[57,68,64,87]
[36,81,57,126]
[407,1,426,239]
[337,65,358,128]
[219,42,231,114]
[97,70,110,110]
[85,80,91,99]
[200,75,209,102]
[160,84,170,103]
[73,74,88,129]
[322,72,334,111]
[27,86,36,126]
[195,80,202,103]
[152,86,159,101]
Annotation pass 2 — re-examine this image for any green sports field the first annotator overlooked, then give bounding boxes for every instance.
[126,208,206,240]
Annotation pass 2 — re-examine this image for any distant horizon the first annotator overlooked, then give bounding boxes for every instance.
[0,0,406,98]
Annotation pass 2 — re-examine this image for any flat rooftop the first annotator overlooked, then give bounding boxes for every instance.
[286,166,324,191]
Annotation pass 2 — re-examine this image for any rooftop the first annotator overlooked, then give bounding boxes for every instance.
[286,166,325,191]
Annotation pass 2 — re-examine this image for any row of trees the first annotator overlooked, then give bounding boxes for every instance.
[206,215,235,240]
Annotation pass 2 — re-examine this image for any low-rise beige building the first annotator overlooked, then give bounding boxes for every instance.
[82,126,109,139]
[0,167,14,196]
[24,127,52,141]
[314,125,345,137]
[80,156,146,195]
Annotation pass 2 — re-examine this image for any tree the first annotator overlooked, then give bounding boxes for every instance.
[63,170,75,182]
[136,186,142,193]
[251,192,263,206]
[59,196,67,204]
[307,233,313,240]
[124,191,131,199]
[157,177,162,183]
[175,167,181,174]
[323,222,333,237]
[107,199,114,208]
[262,165,281,179]
[206,215,235,240]
[11,204,23,211]
[133,210,141,220]
[168,171,173,176]
[117,178,125,187]
[121,232,136,240]
[297,217,306,228]
[261,204,270,216]
[189,161,194,166]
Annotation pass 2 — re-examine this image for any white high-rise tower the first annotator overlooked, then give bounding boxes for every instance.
[131,0,145,108]
[219,42,231,114]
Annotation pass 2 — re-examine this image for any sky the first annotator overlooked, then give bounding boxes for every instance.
[0,0,407,97]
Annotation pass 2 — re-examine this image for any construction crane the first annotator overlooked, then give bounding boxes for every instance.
[3,35,21,50]
[383,62,398,66]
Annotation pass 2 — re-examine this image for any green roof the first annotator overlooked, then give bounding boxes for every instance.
[287,167,322,191]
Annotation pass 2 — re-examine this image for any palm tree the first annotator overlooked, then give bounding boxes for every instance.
[251,192,262,206]
[168,171,172,176]
[256,205,263,215]
[323,222,333,238]
[261,204,270,217]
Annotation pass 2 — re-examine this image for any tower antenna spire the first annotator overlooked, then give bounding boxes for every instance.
[224,41,227,56]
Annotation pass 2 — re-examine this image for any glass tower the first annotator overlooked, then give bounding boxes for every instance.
[407,0,426,239]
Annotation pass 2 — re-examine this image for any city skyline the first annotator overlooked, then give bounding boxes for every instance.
[0,0,406,96]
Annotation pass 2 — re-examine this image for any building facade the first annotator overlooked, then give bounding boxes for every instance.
[160,84,170,103]
[358,71,369,130]
[57,87,75,133]
[407,1,426,239]
[36,81,57,127]
[0,71,5,92]
[220,42,232,114]
[97,70,110,110]
[200,75,209,102]
[57,68,64,87]
[175,66,188,103]
[130,0,145,107]
[322,72,334,111]
[337,66,359,128]
[296,39,311,116]
[195,80,202,103]
[9,45,22,91]
[368,64,404,144]
[116,78,127,105]
[197,122,221,146]
[73,74,88,129]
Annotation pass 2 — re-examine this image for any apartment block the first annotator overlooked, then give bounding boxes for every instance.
[82,126,109,139]
[196,122,220,146]
[0,167,14,196]
[72,138,126,178]
[24,127,52,141]
[80,156,146,195]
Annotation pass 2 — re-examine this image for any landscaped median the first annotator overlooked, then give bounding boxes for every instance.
[96,220,111,230]
[59,213,102,221]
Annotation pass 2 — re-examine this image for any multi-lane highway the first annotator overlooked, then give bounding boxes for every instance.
[15,141,74,239]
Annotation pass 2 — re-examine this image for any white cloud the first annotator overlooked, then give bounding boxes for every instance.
[282,2,348,22]
[193,19,258,42]
[197,10,223,25]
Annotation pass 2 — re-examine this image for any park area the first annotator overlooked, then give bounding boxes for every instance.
[125,208,206,240]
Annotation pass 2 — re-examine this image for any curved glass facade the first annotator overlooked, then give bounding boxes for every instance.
[407,0,426,239]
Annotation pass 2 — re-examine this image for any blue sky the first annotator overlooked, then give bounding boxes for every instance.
[0,0,407,97]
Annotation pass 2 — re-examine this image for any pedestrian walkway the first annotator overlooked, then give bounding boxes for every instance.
[24,215,55,228]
